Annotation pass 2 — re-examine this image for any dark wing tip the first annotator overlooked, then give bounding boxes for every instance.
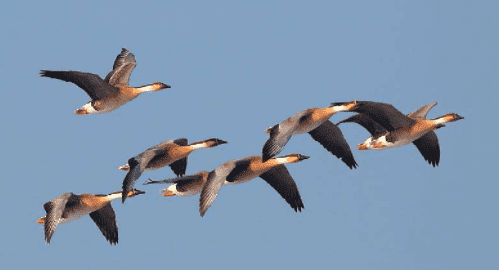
[108,235,119,245]
[424,156,439,167]
[291,198,305,212]
[344,157,359,169]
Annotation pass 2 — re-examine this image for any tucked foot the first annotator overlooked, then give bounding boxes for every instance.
[357,143,368,150]
[162,189,175,197]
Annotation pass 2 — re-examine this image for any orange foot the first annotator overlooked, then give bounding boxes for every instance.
[75,109,88,115]
[372,142,385,149]
[36,217,46,224]
[357,144,368,150]
[162,190,175,197]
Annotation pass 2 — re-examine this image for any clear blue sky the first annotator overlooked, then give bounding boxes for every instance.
[1,1,497,269]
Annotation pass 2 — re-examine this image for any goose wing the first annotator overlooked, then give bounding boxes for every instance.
[407,102,438,120]
[89,203,118,245]
[259,165,304,212]
[43,193,78,243]
[262,113,303,162]
[333,101,414,131]
[168,138,189,177]
[144,174,205,185]
[412,131,440,167]
[40,70,118,100]
[199,160,240,217]
[104,48,137,86]
[121,157,143,203]
[308,120,358,169]
[338,114,387,138]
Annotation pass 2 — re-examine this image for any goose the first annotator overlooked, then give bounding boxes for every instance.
[36,189,145,244]
[262,101,358,169]
[120,138,227,203]
[199,154,309,217]
[336,101,464,166]
[40,48,171,114]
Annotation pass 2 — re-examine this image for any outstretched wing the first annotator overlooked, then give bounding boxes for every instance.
[168,138,189,176]
[308,120,358,169]
[259,165,304,212]
[122,158,143,203]
[144,174,204,185]
[43,193,77,243]
[89,203,118,245]
[407,102,438,120]
[104,48,137,86]
[333,101,414,131]
[412,131,440,167]
[338,114,387,138]
[40,70,118,100]
[262,120,298,162]
[199,161,239,217]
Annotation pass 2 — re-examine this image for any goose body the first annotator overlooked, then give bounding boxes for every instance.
[262,101,358,169]
[40,48,171,114]
[36,189,145,244]
[120,138,227,203]
[199,154,309,217]
[336,101,464,166]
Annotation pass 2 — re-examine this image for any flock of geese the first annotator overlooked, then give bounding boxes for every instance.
[36,48,464,245]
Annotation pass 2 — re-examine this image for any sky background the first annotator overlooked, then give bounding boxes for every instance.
[1,1,497,269]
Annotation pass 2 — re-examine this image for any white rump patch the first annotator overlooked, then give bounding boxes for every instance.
[363,135,398,150]
[163,184,179,195]
[81,102,99,114]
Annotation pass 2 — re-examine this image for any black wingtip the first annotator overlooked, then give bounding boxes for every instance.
[293,201,305,212]
[199,208,207,218]
[428,159,439,167]
[345,158,359,169]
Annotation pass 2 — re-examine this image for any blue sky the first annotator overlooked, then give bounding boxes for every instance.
[1,1,497,269]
